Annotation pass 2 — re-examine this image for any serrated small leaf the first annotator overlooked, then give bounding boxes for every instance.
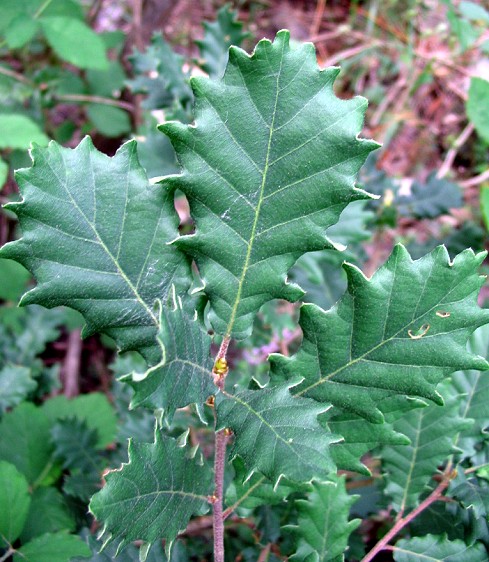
[397,174,463,219]
[20,487,76,543]
[13,531,91,562]
[196,5,250,78]
[382,390,471,512]
[0,460,31,546]
[42,393,117,448]
[0,403,53,484]
[89,430,212,555]
[120,298,215,420]
[0,364,37,412]
[393,534,487,561]
[216,382,337,484]
[287,476,360,562]
[447,325,489,459]
[127,34,192,111]
[73,529,176,562]
[50,418,100,472]
[271,245,489,424]
[324,395,419,474]
[0,138,190,361]
[161,30,378,339]
[450,471,489,519]
[63,471,101,502]
[225,458,311,511]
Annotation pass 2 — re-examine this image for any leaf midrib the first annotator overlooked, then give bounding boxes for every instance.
[43,145,158,327]
[224,40,286,337]
[297,271,476,397]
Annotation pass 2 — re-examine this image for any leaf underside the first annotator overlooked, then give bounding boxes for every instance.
[161,30,378,339]
[0,138,190,360]
[271,245,489,424]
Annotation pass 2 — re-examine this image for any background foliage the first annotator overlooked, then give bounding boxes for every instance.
[1,1,488,561]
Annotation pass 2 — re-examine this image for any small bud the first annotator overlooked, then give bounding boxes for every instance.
[213,357,229,376]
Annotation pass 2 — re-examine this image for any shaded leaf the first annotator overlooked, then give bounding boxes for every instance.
[467,78,489,142]
[40,17,108,70]
[397,174,463,219]
[448,324,489,458]
[270,245,489,425]
[450,471,489,519]
[0,138,190,361]
[20,487,76,543]
[288,476,360,562]
[87,105,131,138]
[216,382,337,483]
[196,5,250,78]
[393,534,487,561]
[63,471,101,503]
[50,418,100,472]
[160,30,378,339]
[382,390,470,512]
[0,460,31,546]
[13,531,91,562]
[120,298,215,420]
[89,430,212,556]
[226,458,311,511]
[0,258,31,301]
[0,114,48,149]
[0,403,53,484]
[0,364,37,412]
[42,393,117,448]
[324,395,419,474]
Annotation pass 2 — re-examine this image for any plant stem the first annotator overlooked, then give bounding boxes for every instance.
[55,94,134,112]
[0,547,15,562]
[361,467,454,562]
[34,0,55,18]
[213,427,227,562]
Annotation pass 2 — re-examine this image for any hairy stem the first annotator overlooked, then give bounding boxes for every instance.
[213,427,228,562]
[361,467,455,562]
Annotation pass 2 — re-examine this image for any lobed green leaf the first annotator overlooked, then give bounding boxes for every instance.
[161,30,378,339]
[89,429,212,556]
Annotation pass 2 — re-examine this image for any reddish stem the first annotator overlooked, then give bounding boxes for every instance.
[213,428,228,562]
[361,469,454,562]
